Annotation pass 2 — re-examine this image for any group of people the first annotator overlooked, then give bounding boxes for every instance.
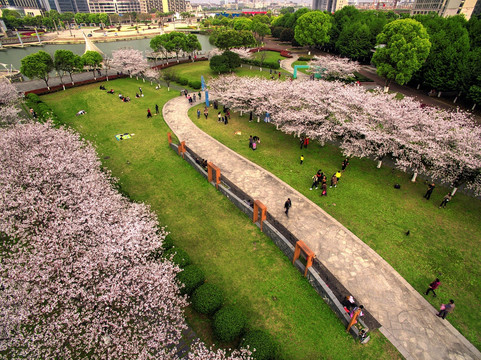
[218,110,230,125]
[249,135,260,150]
[423,182,454,208]
[195,157,208,170]
[308,159,349,197]
[182,90,202,105]
[425,278,455,319]
[118,93,131,102]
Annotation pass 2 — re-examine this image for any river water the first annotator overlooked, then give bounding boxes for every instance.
[0,34,214,70]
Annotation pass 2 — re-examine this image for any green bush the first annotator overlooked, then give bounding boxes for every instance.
[297,56,312,61]
[191,283,223,315]
[178,77,188,86]
[213,306,246,342]
[162,234,175,250]
[176,264,205,295]
[188,80,202,89]
[26,93,41,104]
[240,330,277,360]
[163,247,191,268]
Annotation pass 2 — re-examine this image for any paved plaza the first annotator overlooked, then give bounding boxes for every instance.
[163,96,481,360]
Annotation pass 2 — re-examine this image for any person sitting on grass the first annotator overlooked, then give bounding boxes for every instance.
[76,110,86,116]
[99,85,106,90]
[136,93,140,98]
[107,89,114,94]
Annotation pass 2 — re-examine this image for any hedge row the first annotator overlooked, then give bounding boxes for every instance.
[25,93,58,123]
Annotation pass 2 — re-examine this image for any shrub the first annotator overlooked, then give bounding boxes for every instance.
[188,80,202,89]
[162,234,175,250]
[240,330,277,360]
[176,264,205,295]
[163,247,191,268]
[210,55,230,74]
[26,93,41,104]
[297,56,312,61]
[191,283,223,315]
[213,306,246,342]
[178,77,188,86]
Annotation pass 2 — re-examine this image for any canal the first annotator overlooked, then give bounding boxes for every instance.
[0,34,214,70]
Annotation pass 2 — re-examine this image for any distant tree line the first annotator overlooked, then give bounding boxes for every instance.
[270,7,481,105]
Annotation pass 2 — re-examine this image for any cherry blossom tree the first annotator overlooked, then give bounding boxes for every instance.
[110,48,149,78]
[0,120,251,358]
[0,79,21,126]
[209,76,481,194]
[310,55,361,80]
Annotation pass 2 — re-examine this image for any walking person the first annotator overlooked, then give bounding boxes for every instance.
[284,198,292,217]
[346,305,363,332]
[437,300,455,319]
[303,137,309,149]
[193,93,196,102]
[342,158,350,172]
[147,108,152,118]
[155,104,159,114]
[335,170,342,183]
[197,109,201,119]
[218,112,222,122]
[204,107,209,119]
[299,136,304,149]
[330,174,338,188]
[198,91,201,100]
[139,87,142,95]
[300,155,304,165]
[425,278,441,297]
[321,182,327,196]
[249,135,253,149]
[249,111,253,122]
[424,182,435,200]
[310,173,319,190]
[439,193,452,208]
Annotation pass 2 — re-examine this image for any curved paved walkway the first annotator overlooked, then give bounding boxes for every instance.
[163,96,481,360]
[280,55,310,80]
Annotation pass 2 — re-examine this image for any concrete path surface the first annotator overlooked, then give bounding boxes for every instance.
[163,96,481,360]
[280,55,310,80]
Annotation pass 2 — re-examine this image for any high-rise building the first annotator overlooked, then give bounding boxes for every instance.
[38,0,89,12]
[138,0,185,13]
[0,0,42,8]
[312,0,347,11]
[411,0,477,18]
[88,0,141,13]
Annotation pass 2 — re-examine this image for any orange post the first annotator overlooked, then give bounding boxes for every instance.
[292,240,316,277]
[167,132,172,144]
[178,141,186,158]
[253,200,267,232]
[207,162,221,189]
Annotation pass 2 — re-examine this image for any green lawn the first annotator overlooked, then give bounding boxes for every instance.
[291,60,310,75]
[42,78,400,359]
[251,50,285,63]
[187,102,481,351]
[171,61,290,83]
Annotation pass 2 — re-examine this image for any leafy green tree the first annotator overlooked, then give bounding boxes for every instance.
[60,12,75,23]
[233,17,252,30]
[251,21,270,42]
[467,15,481,48]
[280,6,295,14]
[415,15,469,92]
[372,19,431,89]
[150,34,170,59]
[184,33,202,58]
[214,29,243,49]
[336,22,372,60]
[166,32,186,59]
[74,13,89,24]
[20,51,54,89]
[99,13,109,25]
[280,28,294,43]
[81,51,103,78]
[294,11,332,47]
[210,51,241,74]
[54,50,82,85]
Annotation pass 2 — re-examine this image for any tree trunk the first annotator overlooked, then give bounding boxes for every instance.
[472,104,476,110]
[376,160,382,168]
[257,116,260,123]
[416,84,420,90]
[168,86,170,92]
[451,187,457,196]
[411,172,418,182]
[240,110,243,116]
[383,86,389,93]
